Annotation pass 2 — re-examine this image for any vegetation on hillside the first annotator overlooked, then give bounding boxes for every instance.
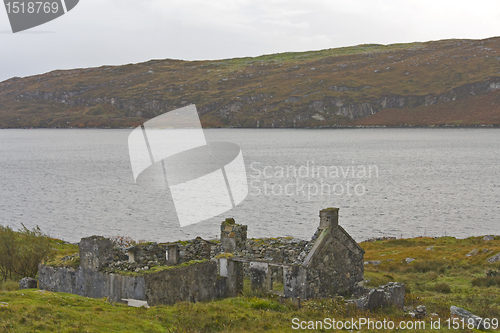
[1,235,500,332]
[1,37,500,128]
[0,225,53,281]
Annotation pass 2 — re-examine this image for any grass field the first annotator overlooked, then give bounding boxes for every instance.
[1,236,500,332]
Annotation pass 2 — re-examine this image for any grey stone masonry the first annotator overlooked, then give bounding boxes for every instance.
[295,207,365,299]
[221,218,247,253]
[80,236,114,271]
[319,207,339,229]
[350,282,405,310]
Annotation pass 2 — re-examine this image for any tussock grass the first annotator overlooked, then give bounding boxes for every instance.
[362,235,500,325]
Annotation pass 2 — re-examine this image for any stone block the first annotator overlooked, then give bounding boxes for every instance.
[19,277,37,289]
[79,236,113,271]
[250,261,270,291]
[167,244,179,265]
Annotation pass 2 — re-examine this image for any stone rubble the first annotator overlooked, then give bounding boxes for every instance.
[411,305,427,319]
[348,282,405,310]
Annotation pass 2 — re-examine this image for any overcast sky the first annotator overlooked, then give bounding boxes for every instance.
[1,0,500,82]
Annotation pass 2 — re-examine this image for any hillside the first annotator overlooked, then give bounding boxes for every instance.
[1,37,500,128]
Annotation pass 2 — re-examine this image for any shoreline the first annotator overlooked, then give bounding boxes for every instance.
[1,124,499,130]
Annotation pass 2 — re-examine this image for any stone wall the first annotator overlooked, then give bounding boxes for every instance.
[38,265,146,302]
[39,236,235,306]
[242,238,308,264]
[178,237,213,262]
[304,226,364,298]
[221,218,247,253]
[144,260,221,306]
[79,236,114,271]
[283,208,364,299]
[39,260,238,305]
[125,243,168,265]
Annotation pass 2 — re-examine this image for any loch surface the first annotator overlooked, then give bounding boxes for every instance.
[1,128,499,243]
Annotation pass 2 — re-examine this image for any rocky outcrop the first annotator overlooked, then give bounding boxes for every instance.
[306,77,500,120]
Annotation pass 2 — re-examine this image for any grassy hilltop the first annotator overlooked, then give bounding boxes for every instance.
[1,235,500,332]
[1,37,500,128]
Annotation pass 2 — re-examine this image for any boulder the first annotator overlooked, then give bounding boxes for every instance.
[466,248,479,257]
[19,277,37,289]
[450,306,483,329]
[415,305,427,319]
[483,235,495,241]
[487,253,500,263]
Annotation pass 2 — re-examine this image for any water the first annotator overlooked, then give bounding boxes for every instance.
[0,128,499,243]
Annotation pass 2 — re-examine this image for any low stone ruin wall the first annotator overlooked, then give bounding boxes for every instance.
[39,260,235,305]
[145,260,222,306]
[38,265,146,302]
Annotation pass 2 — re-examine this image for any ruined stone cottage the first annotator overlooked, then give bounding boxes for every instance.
[39,208,365,305]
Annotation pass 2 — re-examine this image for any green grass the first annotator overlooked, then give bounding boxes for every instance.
[43,239,79,269]
[0,280,19,292]
[362,236,500,323]
[103,259,209,276]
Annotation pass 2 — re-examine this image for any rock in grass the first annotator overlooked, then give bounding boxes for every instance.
[450,306,483,329]
[466,248,479,257]
[405,258,415,263]
[415,305,427,318]
[19,277,37,289]
[487,253,500,263]
[483,235,495,241]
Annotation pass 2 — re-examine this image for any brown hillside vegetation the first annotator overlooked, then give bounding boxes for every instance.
[355,89,500,126]
[0,37,500,128]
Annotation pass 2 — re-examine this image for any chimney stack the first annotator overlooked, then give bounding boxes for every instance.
[318,208,339,230]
